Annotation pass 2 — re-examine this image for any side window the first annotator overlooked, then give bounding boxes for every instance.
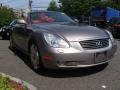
[11,20,22,27]
[10,20,17,26]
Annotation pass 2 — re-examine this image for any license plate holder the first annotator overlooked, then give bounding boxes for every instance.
[95,51,107,63]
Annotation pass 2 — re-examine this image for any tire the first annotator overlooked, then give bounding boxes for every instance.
[30,43,43,71]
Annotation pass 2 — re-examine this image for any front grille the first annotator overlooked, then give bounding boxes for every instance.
[80,38,109,50]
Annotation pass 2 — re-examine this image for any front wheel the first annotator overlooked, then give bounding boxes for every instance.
[30,43,43,71]
[9,36,15,50]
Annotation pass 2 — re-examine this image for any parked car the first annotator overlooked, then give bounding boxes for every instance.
[10,11,117,71]
[109,17,120,37]
[0,28,2,36]
[70,15,89,24]
[0,26,11,40]
[0,20,17,40]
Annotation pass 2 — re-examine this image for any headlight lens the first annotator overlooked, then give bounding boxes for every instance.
[106,30,115,42]
[43,33,69,48]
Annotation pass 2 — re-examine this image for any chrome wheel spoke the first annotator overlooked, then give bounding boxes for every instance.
[30,44,39,70]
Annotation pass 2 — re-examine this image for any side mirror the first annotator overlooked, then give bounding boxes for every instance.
[74,19,79,23]
[17,19,27,28]
[17,19,26,24]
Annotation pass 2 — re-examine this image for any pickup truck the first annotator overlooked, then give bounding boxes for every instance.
[91,7,120,28]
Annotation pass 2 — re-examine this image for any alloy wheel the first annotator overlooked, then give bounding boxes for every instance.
[30,44,40,70]
[10,36,14,49]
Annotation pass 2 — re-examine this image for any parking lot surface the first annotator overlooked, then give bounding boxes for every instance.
[0,38,120,90]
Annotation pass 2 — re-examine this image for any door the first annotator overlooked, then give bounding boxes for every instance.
[17,25,30,51]
[12,22,27,50]
[12,22,22,47]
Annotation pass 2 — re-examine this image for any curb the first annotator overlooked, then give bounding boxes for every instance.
[0,73,37,90]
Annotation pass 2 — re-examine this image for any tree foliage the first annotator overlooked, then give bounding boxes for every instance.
[0,6,16,27]
[108,0,120,10]
[47,0,59,11]
[59,0,120,16]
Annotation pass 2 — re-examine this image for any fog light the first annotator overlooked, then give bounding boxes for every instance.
[57,61,65,66]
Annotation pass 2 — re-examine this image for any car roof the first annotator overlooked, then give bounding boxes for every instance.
[30,10,61,13]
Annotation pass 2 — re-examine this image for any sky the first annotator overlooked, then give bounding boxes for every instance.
[1,0,58,10]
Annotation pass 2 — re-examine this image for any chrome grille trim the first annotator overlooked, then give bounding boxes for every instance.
[80,38,109,50]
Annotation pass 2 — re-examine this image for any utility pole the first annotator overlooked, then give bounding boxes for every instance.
[28,0,32,11]
[0,0,2,7]
[0,3,2,7]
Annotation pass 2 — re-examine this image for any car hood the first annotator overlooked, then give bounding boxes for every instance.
[33,23,108,41]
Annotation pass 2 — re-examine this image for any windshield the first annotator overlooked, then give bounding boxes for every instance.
[30,12,74,24]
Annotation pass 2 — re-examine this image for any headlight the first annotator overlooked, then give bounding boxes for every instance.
[106,30,115,42]
[43,33,69,48]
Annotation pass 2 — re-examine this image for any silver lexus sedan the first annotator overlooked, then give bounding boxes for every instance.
[10,11,117,70]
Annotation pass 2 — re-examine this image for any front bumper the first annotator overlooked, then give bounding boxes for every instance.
[41,40,117,69]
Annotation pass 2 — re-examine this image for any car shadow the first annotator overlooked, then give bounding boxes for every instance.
[0,37,9,40]
[0,37,2,40]
[114,36,120,39]
[116,38,120,41]
[9,47,32,69]
[9,47,108,78]
[37,64,108,78]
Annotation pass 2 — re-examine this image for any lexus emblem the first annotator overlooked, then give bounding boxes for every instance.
[96,41,103,46]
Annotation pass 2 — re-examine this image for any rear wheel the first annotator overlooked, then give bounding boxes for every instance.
[30,43,43,71]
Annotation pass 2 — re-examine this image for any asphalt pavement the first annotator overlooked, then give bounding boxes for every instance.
[0,38,120,90]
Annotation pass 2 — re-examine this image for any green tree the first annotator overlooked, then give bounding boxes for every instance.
[59,0,114,16]
[0,6,16,28]
[47,0,59,11]
[59,0,98,16]
[108,0,120,10]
